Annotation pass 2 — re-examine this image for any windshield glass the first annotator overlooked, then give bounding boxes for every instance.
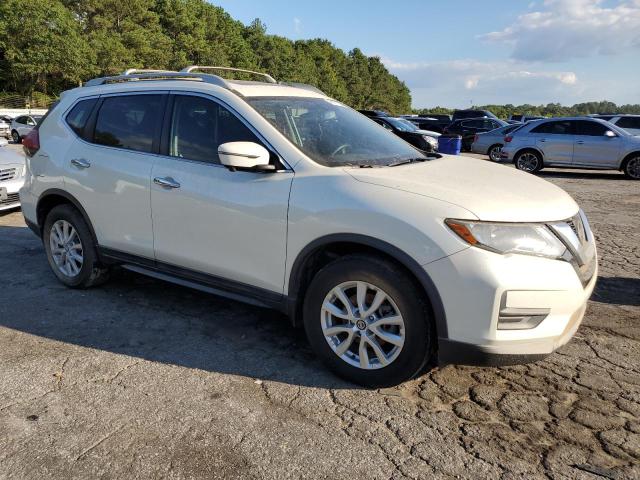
[386,117,418,132]
[247,97,426,167]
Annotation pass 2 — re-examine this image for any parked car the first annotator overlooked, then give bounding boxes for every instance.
[500,117,640,179]
[470,124,523,161]
[10,115,43,143]
[401,114,451,133]
[444,117,508,151]
[20,67,597,387]
[0,115,12,139]
[0,139,26,212]
[592,114,640,135]
[368,115,440,152]
[509,114,545,123]
[452,109,498,121]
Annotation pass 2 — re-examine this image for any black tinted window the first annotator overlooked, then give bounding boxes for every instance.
[617,117,640,129]
[575,120,609,136]
[531,121,573,135]
[66,99,98,137]
[94,95,163,153]
[463,120,484,128]
[15,116,26,124]
[169,95,260,164]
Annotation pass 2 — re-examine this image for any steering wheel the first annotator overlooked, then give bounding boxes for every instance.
[330,144,351,157]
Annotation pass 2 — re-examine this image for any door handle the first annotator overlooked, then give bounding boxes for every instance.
[70,158,91,169]
[154,176,181,189]
[576,140,585,145]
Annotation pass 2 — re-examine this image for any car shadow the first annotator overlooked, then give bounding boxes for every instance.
[0,224,358,390]
[538,170,626,180]
[592,276,640,307]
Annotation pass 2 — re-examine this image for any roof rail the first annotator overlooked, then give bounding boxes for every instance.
[83,71,230,89]
[181,66,277,84]
[121,68,176,75]
[278,82,325,95]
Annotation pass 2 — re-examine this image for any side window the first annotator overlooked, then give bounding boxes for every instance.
[94,95,163,153]
[575,120,609,136]
[373,119,393,130]
[169,95,260,164]
[617,117,640,129]
[531,121,573,135]
[15,116,25,124]
[465,120,483,128]
[66,98,98,138]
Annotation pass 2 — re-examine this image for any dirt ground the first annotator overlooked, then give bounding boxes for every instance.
[0,152,638,479]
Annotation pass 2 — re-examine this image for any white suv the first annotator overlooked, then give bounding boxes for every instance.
[20,67,597,387]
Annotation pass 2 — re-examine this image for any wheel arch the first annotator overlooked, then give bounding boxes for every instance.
[286,234,447,339]
[620,151,640,171]
[36,189,98,246]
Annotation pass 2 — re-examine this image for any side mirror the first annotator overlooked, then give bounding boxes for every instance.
[604,130,616,138]
[218,142,275,172]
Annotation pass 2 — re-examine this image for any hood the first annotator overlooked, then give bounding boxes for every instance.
[415,129,441,137]
[346,155,579,222]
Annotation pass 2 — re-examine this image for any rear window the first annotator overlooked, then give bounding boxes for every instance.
[94,95,164,153]
[66,99,98,137]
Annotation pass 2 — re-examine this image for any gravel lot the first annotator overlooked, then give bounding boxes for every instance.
[1,149,639,479]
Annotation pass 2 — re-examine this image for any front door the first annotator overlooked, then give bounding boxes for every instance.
[150,93,293,294]
[572,120,621,168]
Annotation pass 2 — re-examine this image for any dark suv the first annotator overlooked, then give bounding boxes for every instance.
[444,117,508,151]
[401,114,451,133]
[452,109,498,122]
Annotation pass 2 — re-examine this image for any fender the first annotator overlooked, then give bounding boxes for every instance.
[36,188,99,246]
[287,233,448,339]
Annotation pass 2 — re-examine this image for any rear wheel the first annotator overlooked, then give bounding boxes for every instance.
[11,130,20,143]
[622,155,640,179]
[488,144,503,162]
[43,204,109,288]
[514,150,543,173]
[303,255,433,387]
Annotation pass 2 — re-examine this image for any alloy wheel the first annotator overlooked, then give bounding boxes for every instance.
[516,152,540,172]
[49,220,84,277]
[626,157,640,179]
[489,146,502,162]
[320,281,405,370]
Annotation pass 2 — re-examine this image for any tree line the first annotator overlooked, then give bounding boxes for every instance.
[416,101,640,119]
[0,0,411,113]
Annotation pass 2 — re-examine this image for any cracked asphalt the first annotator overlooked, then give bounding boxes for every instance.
[0,154,639,479]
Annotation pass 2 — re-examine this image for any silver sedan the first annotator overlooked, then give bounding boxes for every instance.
[471,124,522,161]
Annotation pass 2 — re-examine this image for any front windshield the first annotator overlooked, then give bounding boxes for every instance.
[247,97,426,167]
[386,117,418,132]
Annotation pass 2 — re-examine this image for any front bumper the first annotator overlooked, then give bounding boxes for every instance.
[0,175,24,211]
[425,241,597,366]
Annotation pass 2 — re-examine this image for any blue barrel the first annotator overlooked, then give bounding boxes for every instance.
[437,134,462,155]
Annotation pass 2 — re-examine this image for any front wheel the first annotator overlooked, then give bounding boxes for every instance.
[514,150,543,173]
[303,255,434,387]
[43,204,110,288]
[623,155,640,179]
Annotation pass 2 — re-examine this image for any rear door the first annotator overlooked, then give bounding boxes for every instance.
[62,92,166,258]
[572,120,621,168]
[530,120,575,165]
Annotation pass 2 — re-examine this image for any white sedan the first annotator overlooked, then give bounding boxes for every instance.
[0,139,25,211]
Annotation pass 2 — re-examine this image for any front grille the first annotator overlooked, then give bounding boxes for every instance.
[0,192,19,206]
[566,214,586,244]
[0,168,17,182]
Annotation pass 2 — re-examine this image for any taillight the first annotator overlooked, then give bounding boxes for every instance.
[23,129,40,157]
[504,135,513,143]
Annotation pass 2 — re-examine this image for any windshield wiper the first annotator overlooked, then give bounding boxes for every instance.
[388,158,428,167]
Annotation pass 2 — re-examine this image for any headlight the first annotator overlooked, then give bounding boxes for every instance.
[423,135,438,148]
[445,219,567,259]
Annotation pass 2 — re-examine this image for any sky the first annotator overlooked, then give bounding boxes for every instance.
[212,0,640,109]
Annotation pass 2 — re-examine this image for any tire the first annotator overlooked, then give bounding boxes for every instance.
[487,144,503,162]
[43,204,109,288]
[11,130,20,143]
[303,254,434,388]
[622,155,640,180]
[514,150,543,173]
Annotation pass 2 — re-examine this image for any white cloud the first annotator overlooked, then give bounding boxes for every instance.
[293,17,302,34]
[382,58,582,107]
[481,0,640,61]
